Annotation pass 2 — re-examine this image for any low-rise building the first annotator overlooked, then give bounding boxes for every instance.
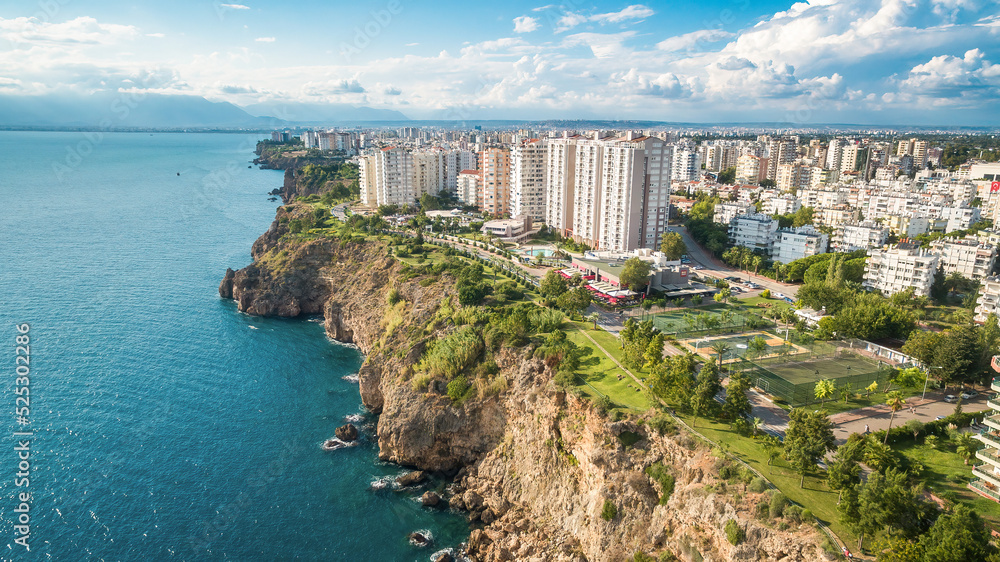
[863,242,939,296]
[931,237,997,280]
[714,202,754,225]
[974,276,1000,324]
[763,194,801,216]
[728,213,778,253]
[481,214,532,239]
[772,226,829,264]
[833,221,889,253]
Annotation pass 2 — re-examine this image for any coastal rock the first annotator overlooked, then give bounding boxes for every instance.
[421,491,441,507]
[433,553,454,562]
[396,471,426,487]
[334,423,358,442]
[223,206,835,562]
[408,532,432,547]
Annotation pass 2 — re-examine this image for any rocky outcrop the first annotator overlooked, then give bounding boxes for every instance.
[335,423,358,442]
[221,206,832,562]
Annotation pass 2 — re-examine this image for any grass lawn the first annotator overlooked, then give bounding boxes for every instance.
[676,414,855,544]
[740,296,793,311]
[564,328,651,411]
[893,437,1000,529]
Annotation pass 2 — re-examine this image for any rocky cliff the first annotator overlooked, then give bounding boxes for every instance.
[221,209,833,562]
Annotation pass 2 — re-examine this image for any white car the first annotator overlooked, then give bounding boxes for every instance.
[961,391,978,400]
[944,395,958,403]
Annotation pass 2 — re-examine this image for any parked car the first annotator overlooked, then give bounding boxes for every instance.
[961,390,979,400]
[944,394,958,403]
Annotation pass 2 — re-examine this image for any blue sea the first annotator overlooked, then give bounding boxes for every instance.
[0,132,469,560]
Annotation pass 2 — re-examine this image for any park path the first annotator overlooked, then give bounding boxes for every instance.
[830,392,989,444]
[575,328,650,395]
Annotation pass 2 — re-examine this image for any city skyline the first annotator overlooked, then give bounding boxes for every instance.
[0,1,998,125]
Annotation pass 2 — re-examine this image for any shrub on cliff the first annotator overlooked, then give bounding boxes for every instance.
[447,376,472,403]
[418,326,483,380]
[601,499,618,521]
[644,462,675,505]
[724,519,744,545]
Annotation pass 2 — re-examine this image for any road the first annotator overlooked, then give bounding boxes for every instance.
[675,225,800,298]
[830,391,989,444]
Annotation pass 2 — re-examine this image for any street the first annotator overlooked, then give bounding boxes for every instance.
[674,225,800,298]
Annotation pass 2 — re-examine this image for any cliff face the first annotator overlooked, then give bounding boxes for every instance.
[221,212,831,562]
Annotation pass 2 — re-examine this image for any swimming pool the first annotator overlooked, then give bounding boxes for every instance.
[522,248,558,257]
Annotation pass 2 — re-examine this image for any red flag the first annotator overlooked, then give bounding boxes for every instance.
[992,181,1000,193]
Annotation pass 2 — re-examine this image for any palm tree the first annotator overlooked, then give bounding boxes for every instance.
[956,433,979,466]
[710,342,732,368]
[720,310,734,327]
[587,312,601,330]
[751,417,764,437]
[884,391,906,443]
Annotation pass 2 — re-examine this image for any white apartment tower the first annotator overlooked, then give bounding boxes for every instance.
[545,135,579,236]
[510,139,548,222]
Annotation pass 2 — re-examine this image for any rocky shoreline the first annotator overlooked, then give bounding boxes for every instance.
[221,150,833,560]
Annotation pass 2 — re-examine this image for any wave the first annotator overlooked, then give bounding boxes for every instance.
[341,373,359,383]
[430,548,469,562]
[321,437,357,451]
[409,529,433,547]
[344,413,365,423]
[369,475,400,491]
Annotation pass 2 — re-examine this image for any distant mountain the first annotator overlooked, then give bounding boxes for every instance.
[0,93,281,129]
[241,101,408,123]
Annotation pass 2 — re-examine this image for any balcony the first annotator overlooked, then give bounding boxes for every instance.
[973,465,1000,488]
[978,447,1000,469]
[993,375,1000,392]
[975,431,1000,450]
[985,414,1000,433]
[989,397,1000,412]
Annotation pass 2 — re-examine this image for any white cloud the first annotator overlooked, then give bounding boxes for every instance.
[513,16,540,33]
[220,3,250,9]
[656,29,733,53]
[0,16,139,45]
[557,4,654,32]
[146,33,165,38]
[255,37,275,43]
[896,49,1000,100]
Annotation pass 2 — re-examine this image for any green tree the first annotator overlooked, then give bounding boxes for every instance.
[840,468,935,552]
[556,286,593,316]
[747,335,769,359]
[883,391,906,443]
[620,257,652,292]
[917,504,996,561]
[659,231,687,260]
[540,270,569,300]
[717,166,736,184]
[814,379,836,406]
[931,264,948,303]
[644,333,666,369]
[784,408,836,487]
[722,371,752,423]
[827,435,864,502]
[587,311,601,330]
[690,361,721,427]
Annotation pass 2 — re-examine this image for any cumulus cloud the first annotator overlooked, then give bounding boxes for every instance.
[219,84,258,94]
[896,48,1000,98]
[556,4,654,32]
[383,85,402,95]
[513,16,540,33]
[716,56,757,71]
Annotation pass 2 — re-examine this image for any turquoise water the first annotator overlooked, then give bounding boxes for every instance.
[0,132,468,560]
[522,248,556,257]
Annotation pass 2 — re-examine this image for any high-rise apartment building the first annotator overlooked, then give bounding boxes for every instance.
[545,135,579,236]
[510,139,548,221]
[480,148,511,217]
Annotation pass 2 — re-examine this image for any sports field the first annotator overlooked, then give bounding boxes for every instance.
[676,331,806,363]
[651,306,766,337]
[763,354,881,385]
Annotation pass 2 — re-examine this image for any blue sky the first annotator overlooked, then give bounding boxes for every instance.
[0,1,998,124]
